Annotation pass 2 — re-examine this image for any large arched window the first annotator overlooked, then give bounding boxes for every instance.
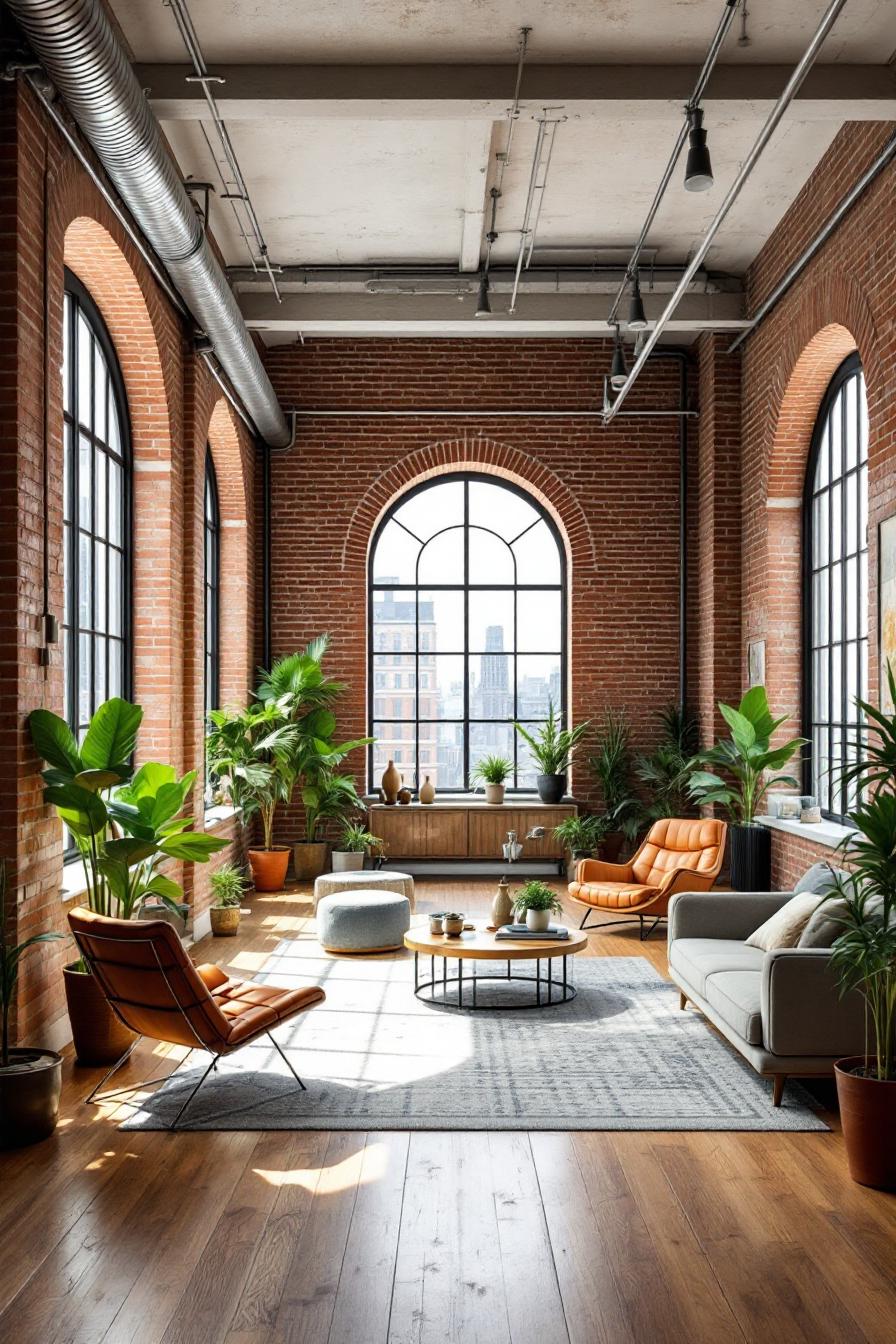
[803,353,868,820]
[62,270,131,741]
[204,448,220,716]
[369,474,566,791]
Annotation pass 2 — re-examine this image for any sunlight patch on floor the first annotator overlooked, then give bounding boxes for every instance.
[253,1139,389,1193]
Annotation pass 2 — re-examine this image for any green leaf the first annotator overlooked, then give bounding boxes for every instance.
[104,837,157,867]
[158,832,228,862]
[29,709,82,775]
[143,874,183,903]
[74,768,124,793]
[304,707,336,740]
[125,761,176,799]
[43,783,108,838]
[80,699,143,771]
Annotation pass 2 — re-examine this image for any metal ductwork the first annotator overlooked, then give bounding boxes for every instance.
[6,0,291,448]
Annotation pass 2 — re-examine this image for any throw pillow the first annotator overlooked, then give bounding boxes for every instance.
[794,861,847,897]
[745,893,822,951]
[798,895,851,948]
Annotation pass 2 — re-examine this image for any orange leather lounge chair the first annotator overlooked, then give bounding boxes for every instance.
[568,818,727,940]
[69,906,325,1128]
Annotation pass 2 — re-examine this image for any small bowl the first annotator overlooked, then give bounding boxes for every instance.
[428,914,446,934]
[443,914,465,937]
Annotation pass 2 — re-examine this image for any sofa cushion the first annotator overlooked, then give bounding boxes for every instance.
[794,861,848,897]
[669,937,765,996]
[703,970,763,1046]
[798,895,851,948]
[745,893,821,951]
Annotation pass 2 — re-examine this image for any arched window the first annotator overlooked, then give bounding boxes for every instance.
[369,474,566,791]
[803,353,868,820]
[204,448,220,716]
[62,270,131,741]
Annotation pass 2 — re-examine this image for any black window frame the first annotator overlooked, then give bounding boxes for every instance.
[62,267,133,747]
[204,447,221,718]
[802,351,868,823]
[367,472,568,793]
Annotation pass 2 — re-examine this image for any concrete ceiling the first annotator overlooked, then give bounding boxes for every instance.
[108,1,896,340]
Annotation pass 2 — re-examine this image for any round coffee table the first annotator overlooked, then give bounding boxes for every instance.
[404,921,588,1010]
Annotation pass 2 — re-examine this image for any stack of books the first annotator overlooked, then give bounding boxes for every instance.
[495,923,569,941]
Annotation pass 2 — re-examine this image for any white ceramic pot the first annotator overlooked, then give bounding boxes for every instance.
[525,907,551,932]
[331,851,365,873]
[485,782,505,805]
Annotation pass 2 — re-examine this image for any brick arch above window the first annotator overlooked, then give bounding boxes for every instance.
[339,438,595,576]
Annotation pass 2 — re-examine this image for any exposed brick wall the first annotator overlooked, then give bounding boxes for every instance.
[261,340,695,837]
[740,120,896,881]
[0,79,256,1044]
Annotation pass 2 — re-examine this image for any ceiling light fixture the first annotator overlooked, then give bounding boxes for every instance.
[684,106,714,192]
[626,272,647,329]
[475,271,492,318]
[610,328,628,389]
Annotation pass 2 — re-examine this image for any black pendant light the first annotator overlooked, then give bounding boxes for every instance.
[475,271,492,318]
[684,106,713,192]
[610,329,628,389]
[626,272,647,330]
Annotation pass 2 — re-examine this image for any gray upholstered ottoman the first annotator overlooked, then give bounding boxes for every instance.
[317,890,411,954]
[313,869,416,912]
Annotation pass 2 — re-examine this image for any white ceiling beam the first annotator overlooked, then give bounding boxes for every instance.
[137,63,896,121]
[458,121,498,273]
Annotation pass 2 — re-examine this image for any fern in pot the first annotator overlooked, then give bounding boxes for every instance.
[514,703,590,804]
[471,754,513,805]
[331,821,381,873]
[513,880,564,933]
[553,814,608,862]
[209,864,248,937]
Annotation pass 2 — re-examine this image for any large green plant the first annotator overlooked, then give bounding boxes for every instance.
[589,708,639,838]
[553,814,608,858]
[205,702,298,850]
[514,702,590,776]
[687,687,806,825]
[29,699,226,958]
[301,773,365,843]
[635,703,700,823]
[1,859,62,1066]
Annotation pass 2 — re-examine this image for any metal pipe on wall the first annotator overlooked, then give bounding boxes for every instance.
[603,0,848,421]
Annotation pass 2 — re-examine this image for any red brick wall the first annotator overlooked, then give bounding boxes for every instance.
[0,79,256,1046]
[739,120,896,881]
[261,340,694,837]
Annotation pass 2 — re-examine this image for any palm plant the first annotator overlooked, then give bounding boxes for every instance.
[514,702,590,776]
[256,634,347,715]
[205,702,298,851]
[590,708,639,838]
[635,703,699,822]
[1,860,62,1066]
[301,773,365,842]
[687,687,806,824]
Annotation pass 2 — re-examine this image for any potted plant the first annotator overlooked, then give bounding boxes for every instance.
[553,814,608,862]
[635,703,700,825]
[209,863,247,937]
[687,686,805,891]
[206,701,297,892]
[514,702,591,804]
[297,772,366,880]
[512,879,564,933]
[589,708,639,859]
[30,697,227,1062]
[471,754,513,804]
[1,860,64,1148]
[826,663,896,1190]
[331,820,380,873]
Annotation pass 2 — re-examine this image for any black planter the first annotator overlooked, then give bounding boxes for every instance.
[728,824,771,891]
[536,773,566,805]
[0,1049,63,1148]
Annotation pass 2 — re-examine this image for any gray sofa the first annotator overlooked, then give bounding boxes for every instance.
[668,890,866,1105]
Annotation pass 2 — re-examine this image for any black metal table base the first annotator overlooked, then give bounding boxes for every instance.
[413,951,575,1010]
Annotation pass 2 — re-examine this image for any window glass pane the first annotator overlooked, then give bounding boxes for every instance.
[94,448,107,539]
[94,635,107,704]
[845,472,857,556]
[468,527,514,584]
[372,519,420,585]
[108,401,121,458]
[469,654,513,720]
[93,345,108,442]
[845,555,858,640]
[109,637,123,697]
[417,527,464,584]
[815,425,829,490]
[812,492,828,569]
[844,376,857,470]
[372,589,418,652]
[93,540,107,633]
[470,723,515,778]
[468,590,514,652]
[515,721,547,788]
[517,591,561,651]
[78,633,91,726]
[517,655,562,718]
[62,294,71,415]
[78,532,92,627]
[108,459,123,545]
[829,403,842,478]
[79,433,92,530]
[425,655,465,719]
[468,480,538,540]
[108,549,123,636]
[372,654,415,721]
[372,723,415,783]
[393,480,463,540]
[829,482,842,561]
[513,519,562,584]
[418,720,464,789]
[77,314,92,427]
[63,422,72,523]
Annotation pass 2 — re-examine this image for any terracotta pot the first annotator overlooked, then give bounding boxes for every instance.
[210,905,241,937]
[292,841,329,882]
[835,1057,896,1190]
[485,783,505,805]
[381,759,401,804]
[248,846,291,892]
[64,964,136,1066]
[331,851,365,872]
[0,1049,63,1148]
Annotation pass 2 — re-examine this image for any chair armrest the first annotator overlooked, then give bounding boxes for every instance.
[195,963,229,991]
[574,857,634,884]
[762,948,866,1057]
[668,891,791,942]
[658,867,718,898]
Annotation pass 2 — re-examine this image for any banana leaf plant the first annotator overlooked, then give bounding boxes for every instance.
[1,858,62,1066]
[687,686,806,825]
[205,702,299,851]
[29,699,227,942]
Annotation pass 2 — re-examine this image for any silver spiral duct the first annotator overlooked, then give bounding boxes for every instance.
[7,0,291,447]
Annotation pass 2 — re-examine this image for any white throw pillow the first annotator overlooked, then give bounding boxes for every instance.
[745,893,822,952]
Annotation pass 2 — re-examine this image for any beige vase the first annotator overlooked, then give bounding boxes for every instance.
[381,759,401,805]
[419,775,436,805]
[490,877,514,929]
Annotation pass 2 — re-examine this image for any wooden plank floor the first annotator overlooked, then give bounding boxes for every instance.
[2,879,895,1344]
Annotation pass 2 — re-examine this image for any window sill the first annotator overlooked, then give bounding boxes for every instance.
[60,858,89,902]
[204,803,240,830]
[757,814,855,851]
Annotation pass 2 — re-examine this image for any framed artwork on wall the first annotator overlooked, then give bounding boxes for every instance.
[880,514,896,713]
[748,639,766,689]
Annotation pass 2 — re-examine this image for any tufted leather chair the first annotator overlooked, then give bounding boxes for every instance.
[567,818,727,939]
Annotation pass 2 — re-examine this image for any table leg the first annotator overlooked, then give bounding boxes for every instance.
[414,951,419,993]
[431,955,435,1001]
[472,960,477,1008]
[443,957,447,998]
[548,957,553,1004]
[458,960,464,1008]
[536,958,541,1006]
[563,954,567,1000]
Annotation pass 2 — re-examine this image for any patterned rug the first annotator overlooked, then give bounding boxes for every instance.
[120,944,827,1132]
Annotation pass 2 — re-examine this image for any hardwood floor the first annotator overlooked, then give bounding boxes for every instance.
[2,879,895,1344]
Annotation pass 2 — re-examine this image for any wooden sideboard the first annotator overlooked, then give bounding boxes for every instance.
[366,799,576,867]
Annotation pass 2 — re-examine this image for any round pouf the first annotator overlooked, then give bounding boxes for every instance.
[313,869,415,913]
[317,891,411,955]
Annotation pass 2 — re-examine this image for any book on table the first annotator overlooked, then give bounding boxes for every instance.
[495,924,570,941]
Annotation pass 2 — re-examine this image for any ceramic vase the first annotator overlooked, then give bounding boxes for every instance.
[491,877,514,929]
[381,759,401,805]
[419,775,436,805]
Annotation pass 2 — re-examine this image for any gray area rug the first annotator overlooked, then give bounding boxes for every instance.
[120,944,827,1132]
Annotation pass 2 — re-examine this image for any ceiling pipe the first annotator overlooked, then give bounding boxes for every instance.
[728,126,896,353]
[604,0,848,422]
[5,0,290,448]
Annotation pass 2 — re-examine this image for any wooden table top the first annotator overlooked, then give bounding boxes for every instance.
[404,921,588,961]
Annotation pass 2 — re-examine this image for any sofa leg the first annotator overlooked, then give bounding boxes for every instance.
[772,1074,786,1107]
[679,992,688,1011]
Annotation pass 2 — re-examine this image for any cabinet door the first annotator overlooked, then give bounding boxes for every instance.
[468,810,524,858]
[369,809,427,858]
[517,809,569,859]
[424,810,467,856]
